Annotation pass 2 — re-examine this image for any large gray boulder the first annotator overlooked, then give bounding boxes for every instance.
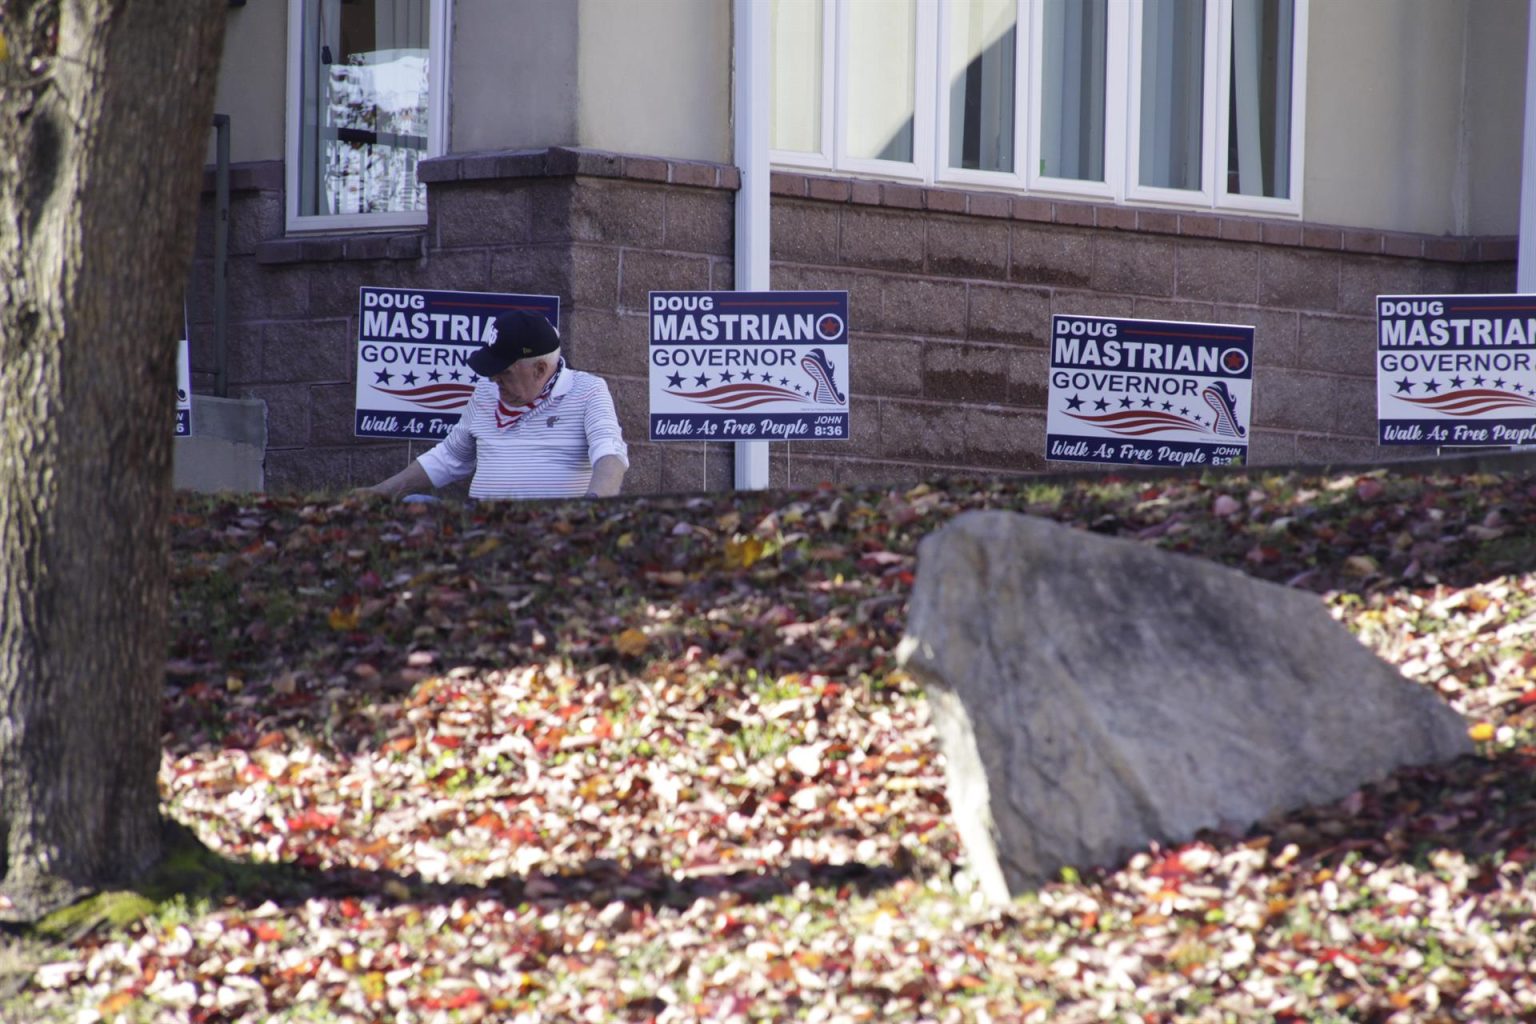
[896,510,1470,905]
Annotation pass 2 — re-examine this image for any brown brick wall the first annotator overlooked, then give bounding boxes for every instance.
[764,171,1515,481]
[188,151,1517,495]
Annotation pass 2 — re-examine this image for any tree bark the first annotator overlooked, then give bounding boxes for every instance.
[0,1,227,922]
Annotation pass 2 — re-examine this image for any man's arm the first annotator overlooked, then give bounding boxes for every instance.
[360,459,433,498]
[586,454,626,497]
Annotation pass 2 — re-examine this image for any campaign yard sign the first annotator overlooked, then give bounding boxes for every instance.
[354,287,559,441]
[1046,314,1253,468]
[175,338,192,437]
[648,290,850,442]
[1376,294,1536,447]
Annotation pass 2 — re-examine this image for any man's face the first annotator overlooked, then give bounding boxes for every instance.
[490,357,547,406]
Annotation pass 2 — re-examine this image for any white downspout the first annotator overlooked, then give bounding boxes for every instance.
[1519,0,1536,292]
[733,0,772,490]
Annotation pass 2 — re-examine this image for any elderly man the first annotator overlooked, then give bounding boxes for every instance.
[364,311,628,500]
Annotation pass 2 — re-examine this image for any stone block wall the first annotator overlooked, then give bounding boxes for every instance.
[188,148,1517,495]
[188,150,743,495]
[768,172,1517,486]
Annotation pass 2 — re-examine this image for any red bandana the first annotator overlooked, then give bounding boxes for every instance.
[493,360,562,430]
[494,400,535,430]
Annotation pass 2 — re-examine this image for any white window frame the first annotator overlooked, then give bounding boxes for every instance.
[774,0,1306,217]
[1124,0,1220,208]
[932,0,1028,191]
[1213,0,1307,216]
[768,0,837,171]
[285,0,451,234]
[772,0,935,183]
[1021,0,1127,203]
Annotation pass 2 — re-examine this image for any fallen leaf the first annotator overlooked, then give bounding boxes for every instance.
[615,628,649,657]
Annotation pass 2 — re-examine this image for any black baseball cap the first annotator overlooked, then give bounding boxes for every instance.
[468,311,560,377]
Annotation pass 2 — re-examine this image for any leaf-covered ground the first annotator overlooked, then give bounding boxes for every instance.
[6,457,1536,1023]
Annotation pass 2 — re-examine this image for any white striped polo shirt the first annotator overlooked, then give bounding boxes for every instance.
[417,368,628,500]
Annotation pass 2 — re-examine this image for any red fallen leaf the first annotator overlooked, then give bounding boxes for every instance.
[339,898,362,919]
[1516,690,1536,707]
[253,923,284,942]
[497,823,539,844]
[287,811,338,833]
[381,736,415,754]
[592,715,615,740]
[1146,851,1192,880]
[472,812,505,830]
[437,989,486,1009]
[255,730,286,750]
[431,734,462,749]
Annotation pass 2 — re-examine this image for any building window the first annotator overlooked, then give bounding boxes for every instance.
[771,0,829,159]
[1226,0,1296,200]
[1038,0,1106,183]
[946,0,1016,173]
[846,0,916,161]
[286,0,448,232]
[1137,0,1206,192]
[770,0,1307,216]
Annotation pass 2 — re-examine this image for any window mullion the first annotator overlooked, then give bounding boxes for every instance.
[915,0,939,183]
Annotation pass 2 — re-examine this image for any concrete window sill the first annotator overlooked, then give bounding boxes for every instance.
[255,232,425,265]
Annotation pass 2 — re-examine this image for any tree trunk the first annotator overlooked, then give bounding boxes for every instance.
[0,1,227,922]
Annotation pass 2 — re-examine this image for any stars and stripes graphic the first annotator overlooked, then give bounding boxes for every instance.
[1066,408,1206,436]
[665,381,804,411]
[1398,388,1536,416]
[659,350,847,412]
[373,382,474,411]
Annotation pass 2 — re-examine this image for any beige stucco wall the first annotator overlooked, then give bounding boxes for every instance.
[575,0,732,163]
[1464,0,1528,236]
[208,0,729,169]
[207,1,1523,235]
[1304,0,1525,236]
[450,0,581,151]
[210,1,288,163]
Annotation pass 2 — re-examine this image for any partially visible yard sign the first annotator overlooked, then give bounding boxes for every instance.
[354,287,559,441]
[1376,294,1536,446]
